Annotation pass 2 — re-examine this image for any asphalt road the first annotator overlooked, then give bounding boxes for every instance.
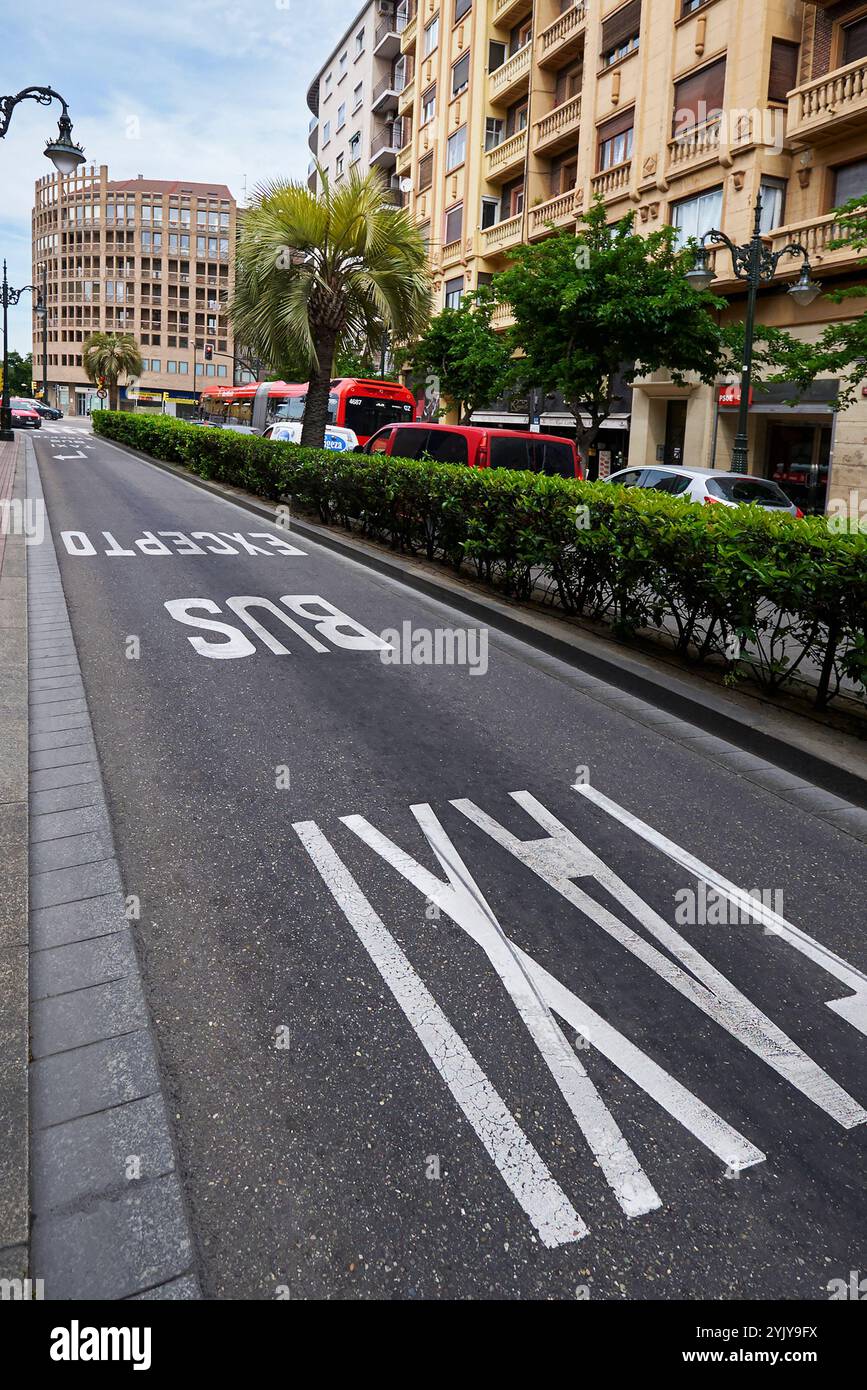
[31,421,867,1300]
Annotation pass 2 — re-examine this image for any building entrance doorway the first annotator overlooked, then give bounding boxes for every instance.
[765,423,831,515]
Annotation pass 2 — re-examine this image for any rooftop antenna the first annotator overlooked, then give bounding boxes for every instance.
[242,172,248,207]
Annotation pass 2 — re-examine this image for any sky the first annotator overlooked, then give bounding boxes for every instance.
[1,0,358,355]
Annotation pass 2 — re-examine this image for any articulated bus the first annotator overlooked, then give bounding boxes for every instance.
[199,377,416,444]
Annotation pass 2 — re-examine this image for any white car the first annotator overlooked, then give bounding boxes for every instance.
[605,465,803,516]
[263,422,359,452]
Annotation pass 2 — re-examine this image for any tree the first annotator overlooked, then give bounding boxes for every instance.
[230,169,431,447]
[5,350,33,396]
[493,199,727,475]
[82,332,142,411]
[407,289,511,423]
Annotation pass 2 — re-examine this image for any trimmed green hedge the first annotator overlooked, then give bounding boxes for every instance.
[91,410,867,709]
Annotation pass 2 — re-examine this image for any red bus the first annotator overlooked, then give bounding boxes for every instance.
[198,377,416,444]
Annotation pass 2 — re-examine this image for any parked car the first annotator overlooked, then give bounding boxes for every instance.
[9,398,42,429]
[361,422,583,477]
[23,398,63,420]
[263,422,359,452]
[604,464,803,516]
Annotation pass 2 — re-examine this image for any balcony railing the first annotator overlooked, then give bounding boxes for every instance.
[490,300,515,331]
[537,2,587,67]
[529,188,579,238]
[533,93,581,151]
[375,11,407,56]
[787,54,867,147]
[493,0,532,27]
[489,41,532,104]
[768,213,860,274]
[372,73,405,112]
[400,2,417,51]
[484,127,527,181]
[441,238,463,266]
[590,159,631,201]
[480,215,523,256]
[667,116,721,174]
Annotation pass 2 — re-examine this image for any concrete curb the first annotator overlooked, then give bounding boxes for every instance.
[0,435,29,1287]
[95,432,867,814]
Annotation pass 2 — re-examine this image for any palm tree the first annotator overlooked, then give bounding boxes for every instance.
[82,332,143,411]
[231,169,431,448]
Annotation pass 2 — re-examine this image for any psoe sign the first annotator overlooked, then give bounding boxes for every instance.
[718,384,754,408]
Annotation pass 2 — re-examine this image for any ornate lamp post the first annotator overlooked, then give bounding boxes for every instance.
[685,193,821,473]
[0,86,86,173]
[1,263,41,440]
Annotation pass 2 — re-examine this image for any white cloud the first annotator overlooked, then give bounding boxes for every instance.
[0,0,360,352]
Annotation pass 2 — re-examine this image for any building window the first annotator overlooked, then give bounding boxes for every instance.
[447,125,467,170]
[339,51,347,77]
[322,121,331,145]
[337,103,346,130]
[485,116,504,150]
[455,0,471,21]
[353,83,363,111]
[336,153,344,178]
[672,57,726,136]
[418,152,434,190]
[671,185,723,248]
[842,16,867,65]
[481,197,500,229]
[422,84,437,124]
[833,158,867,207]
[601,0,641,67]
[423,16,439,56]
[324,73,332,97]
[759,179,786,233]
[349,132,361,163]
[355,28,365,56]
[768,39,799,104]
[597,110,634,169]
[452,52,470,96]
[444,276,464,309]
[444,202,463,243]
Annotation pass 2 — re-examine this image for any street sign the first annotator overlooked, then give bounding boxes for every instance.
[718,384,754,407]
[96,388,108,400]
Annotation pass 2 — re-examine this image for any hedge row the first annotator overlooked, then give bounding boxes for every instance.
[91,410,867,709]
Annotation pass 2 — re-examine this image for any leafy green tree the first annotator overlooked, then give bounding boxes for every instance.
[230,169,431,447]
[82,332,142,410]
[407,289,511,423]
[5,350,33,396]
[493,199,727,475]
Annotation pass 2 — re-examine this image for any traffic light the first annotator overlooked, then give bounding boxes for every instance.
[204,344,213,362]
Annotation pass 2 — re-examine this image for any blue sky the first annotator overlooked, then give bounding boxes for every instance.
[1,0,357,354]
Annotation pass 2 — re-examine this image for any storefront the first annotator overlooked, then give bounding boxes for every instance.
[716,381,837,515]
[120,387,201,419]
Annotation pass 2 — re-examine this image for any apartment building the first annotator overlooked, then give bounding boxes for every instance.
[307,2,410,204]
[31,165,238,417]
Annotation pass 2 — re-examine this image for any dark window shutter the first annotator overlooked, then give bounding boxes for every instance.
[843,17,867,65]
[768,39,799,103]
[673,57,727,131]
[418,153,433,190]
[601,0,641,53]
[597,106,636,145]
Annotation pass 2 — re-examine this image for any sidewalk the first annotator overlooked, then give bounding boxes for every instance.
[0,433,29,1287]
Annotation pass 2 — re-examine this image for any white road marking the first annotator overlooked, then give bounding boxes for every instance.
[342,806,662,1218]
[293,819,586,1248]
[451,793,867,1130]
[573,781,867,1040]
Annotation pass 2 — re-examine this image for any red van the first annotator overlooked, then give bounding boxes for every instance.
[362,422,582,478]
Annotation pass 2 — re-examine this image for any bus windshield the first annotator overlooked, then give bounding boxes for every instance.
[343,395,413,438]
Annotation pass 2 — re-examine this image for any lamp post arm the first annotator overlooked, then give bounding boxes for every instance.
[0,87,72,138]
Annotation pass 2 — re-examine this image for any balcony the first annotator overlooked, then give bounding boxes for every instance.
[533,93,581,155]
[484,127,528,182]
[528,188,580,239]
[490,300,515,331]
[493,0,532,27]
[398,72,415,113]
[590,159,631,202]
[489,41,532,105]
[370,123,404,168]
[479,214,523,257]
[441,238,463,267]
[372,73,404,114]
[787,55,867,148]
[768,213,862,276]
[400,3,417,53]
[374,12,407,59]
[667,116,721,177]
[396,120,413,175]
[537,2,587,70]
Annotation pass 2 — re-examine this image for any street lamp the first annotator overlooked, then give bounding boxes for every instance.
[685,193,821,473]
[0,87,85,173]
[1,261,40,441]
